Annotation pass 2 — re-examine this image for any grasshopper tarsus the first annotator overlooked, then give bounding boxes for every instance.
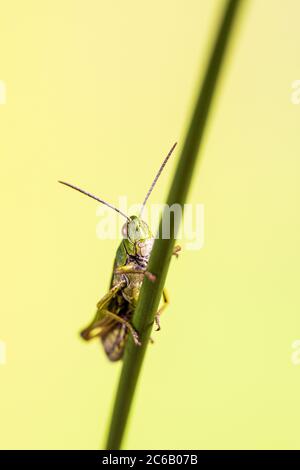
[133,334,142,347]
[173,245,181,259]
[154,315,161,332]
[145,271,156,282]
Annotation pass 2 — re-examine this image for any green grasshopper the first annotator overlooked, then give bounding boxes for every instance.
[59,143,180,361]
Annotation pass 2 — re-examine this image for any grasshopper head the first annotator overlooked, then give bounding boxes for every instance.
[122,215,153,258]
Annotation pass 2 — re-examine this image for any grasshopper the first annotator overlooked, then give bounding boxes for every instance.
[59,143,180,361]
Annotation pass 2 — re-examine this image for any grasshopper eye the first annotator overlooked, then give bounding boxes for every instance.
[122,223,128,238]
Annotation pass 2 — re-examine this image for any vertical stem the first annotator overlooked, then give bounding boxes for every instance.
[105,0,245,450]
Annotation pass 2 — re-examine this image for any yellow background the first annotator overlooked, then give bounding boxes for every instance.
[1,0,300,449]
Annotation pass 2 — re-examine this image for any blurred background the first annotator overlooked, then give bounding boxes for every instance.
[1,0,300,450]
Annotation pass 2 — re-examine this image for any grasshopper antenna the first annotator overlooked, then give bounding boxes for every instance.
[140,142,177,216]
[58,181,130,221]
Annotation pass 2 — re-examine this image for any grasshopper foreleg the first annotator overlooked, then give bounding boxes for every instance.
[114,264,156,282]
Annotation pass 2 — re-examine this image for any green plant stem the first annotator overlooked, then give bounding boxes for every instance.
[105,0,244,450]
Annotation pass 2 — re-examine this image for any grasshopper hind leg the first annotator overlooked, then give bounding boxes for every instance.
[100,309,141,346]
[80,282,141,361]
[80,280,125,341]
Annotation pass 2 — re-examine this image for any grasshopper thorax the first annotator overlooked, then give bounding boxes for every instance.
[122,215,154,261]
